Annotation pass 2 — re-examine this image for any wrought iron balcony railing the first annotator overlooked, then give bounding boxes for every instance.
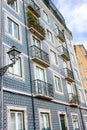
[59,45,70,61]
[69,93,78,107]
[58,29,65,42]
[34,79,54,100]
[28,0,40,17]
[31,45,50,67]
[64,68,74,82]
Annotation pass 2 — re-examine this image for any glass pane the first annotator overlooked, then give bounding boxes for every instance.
[10,112,16,130]
[33,37,41,48]
[55,76,62,92]
[41,113,50,130]
[14,23,19,39]
[8,18,12,35]
[36,67,45,81]
[51,51,57,64]
[18,112,23,130]
[14,58,21,76]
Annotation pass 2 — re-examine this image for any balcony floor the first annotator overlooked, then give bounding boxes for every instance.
[32,57,50,67]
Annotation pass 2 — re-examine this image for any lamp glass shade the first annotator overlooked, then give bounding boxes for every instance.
[7,46,21,63]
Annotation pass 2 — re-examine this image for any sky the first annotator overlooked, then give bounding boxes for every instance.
[51,0,87,49]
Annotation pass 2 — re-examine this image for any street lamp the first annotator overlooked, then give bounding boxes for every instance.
[0,46,21,76]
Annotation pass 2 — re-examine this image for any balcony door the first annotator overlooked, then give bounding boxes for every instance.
[36,66,47,95]
[59,114,68,130]
[67,82,76,100]
[33,36,41,48]
[36,66,45,81]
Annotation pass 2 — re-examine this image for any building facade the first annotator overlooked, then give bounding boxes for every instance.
[0,0,87,130]
[74,45,87,101]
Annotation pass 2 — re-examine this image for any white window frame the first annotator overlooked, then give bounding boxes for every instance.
[50,49,57,65]
[8,57,22,77]
[47,30,54,43]
[43,11,49,23]
[34,63,46,82]
[6,48,24,81]
[54,74,63,94]
[5,15,22,43]
[78,89,85,103]
[7,106,28,130]
[58,111,69,130]
[6,0,20,14]
[32,36,41,48]
[84,115,87,129]
[71,113,80,130]
[39,109,52,130]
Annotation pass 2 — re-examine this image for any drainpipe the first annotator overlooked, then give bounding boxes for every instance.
[22,1,36,130]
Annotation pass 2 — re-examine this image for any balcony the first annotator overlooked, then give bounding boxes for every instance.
[27,11,45,40]
[31,45,50,67]
[64,68,74,82]
[59,45,70,61]
[28,0,40,18]
[69,93,78,107]
[34,79,54,100]
[57,29,65,42]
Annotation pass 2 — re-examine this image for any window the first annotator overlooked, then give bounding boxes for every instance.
[33,36,41,48]
[40,113,51,130]
[47,30,53,43]
[50,50,57,65]
[8,17,20,40]
[36,66,45,81]
[78,89,84,102]
[59,114,68,130]
[54,76,62,92]
[7,0,18,12]
[67,82,76,100]
[74,69,79,81]
[7,106,27,130]
[43,11,49,23]
[10,110,24,130]
[84,116,87,129]
[55,24,59,34]
[9,57,22,77]
[71,114,80,130]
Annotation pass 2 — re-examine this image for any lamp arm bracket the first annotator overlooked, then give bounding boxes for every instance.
[0,62,15,76]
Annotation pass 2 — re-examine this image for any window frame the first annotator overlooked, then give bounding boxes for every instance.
[58,111,69,130]
[7,106,27,130]
[8,57,22,77]
[5,15,22,43]
[32,36,41,48]
[39,109,52,130]
[71,113,80,130]
[6,0,20,14]
[50,49,58,65]
[47,29,54,43]
[34,63,47,82]
[54,74,63,94]
[6,48,24,80]
[84,115,87,129]
[43,11,49,23]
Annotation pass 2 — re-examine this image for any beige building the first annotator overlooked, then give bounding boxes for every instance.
[74,45,87,95]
